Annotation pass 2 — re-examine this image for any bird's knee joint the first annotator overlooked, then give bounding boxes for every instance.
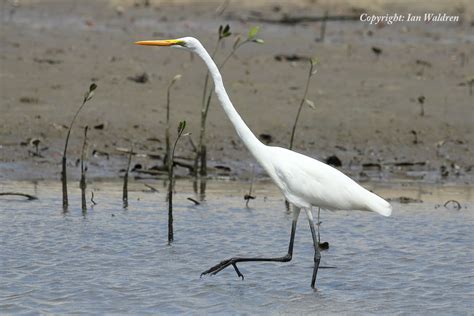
[283,254,292,262]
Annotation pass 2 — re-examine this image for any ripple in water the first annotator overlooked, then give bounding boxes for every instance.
[0,181,473,314]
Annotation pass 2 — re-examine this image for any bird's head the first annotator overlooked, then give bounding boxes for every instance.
[135,37,201,52]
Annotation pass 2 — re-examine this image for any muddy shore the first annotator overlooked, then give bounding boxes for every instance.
[0,0,473,183]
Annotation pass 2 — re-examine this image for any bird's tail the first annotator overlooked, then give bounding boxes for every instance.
[364,191,392,217]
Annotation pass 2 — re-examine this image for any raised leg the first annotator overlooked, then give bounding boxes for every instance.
[201,207,301,279]
[305,208,321,289]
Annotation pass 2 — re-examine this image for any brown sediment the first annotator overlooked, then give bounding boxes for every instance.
[0,0,472,183]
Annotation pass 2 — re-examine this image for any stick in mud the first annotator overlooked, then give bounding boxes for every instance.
[144,183,159,193]
[165,74,182,168]
[61,83,97,210]
[168,121,188,244]
[80,126,89,212]
[244,164,256,207]
[123,147,133,208]
[0,192,38,200]
[316,207,329,250]
[187,197,200,205]
[90,191,97,206]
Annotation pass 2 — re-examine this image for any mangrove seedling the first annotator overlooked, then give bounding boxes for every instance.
[286,57,317,216]
[61,83,97,210]
[289,57,318,150]
[80,126,89,212]
[195,25,264,178]
[123,147,134,208]
[164,74,182,168]
[168,120,189,244]
[316,207,329,250]
[244,164,256,207]
[194,24,231,177]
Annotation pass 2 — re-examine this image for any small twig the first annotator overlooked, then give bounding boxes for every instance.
[90,191,97,206]
[144,183,159,192]
[0,192,38,200]
[173,160,195,172]
[187,197,200,205]
[444,200,461,210]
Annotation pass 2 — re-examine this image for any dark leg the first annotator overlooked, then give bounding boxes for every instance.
[306,208,321,289]
[201,207,301,279]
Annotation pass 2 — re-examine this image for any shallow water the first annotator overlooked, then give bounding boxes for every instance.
[1,180,473,314]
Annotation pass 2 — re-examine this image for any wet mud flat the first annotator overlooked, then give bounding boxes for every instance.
[0,180,473,314]
[0,0,473,183]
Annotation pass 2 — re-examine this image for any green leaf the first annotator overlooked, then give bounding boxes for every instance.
[253,38,264,44]
[310,57,319,66]
[248,26,260,39]
[84,83,98,102]
[223,24,230,34]
[177,120,186,133]
[219,24,232,39]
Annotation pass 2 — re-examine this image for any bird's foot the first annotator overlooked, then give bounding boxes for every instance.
[200,258,244,280]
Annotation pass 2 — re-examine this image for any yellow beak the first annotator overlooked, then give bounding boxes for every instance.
[134,39,183,46]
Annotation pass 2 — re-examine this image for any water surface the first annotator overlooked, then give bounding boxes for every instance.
[1,181,473,314]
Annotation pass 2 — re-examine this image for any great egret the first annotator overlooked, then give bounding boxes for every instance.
[135,37,392,288]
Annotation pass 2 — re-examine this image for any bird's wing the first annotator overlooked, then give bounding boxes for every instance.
[269,147,386,213]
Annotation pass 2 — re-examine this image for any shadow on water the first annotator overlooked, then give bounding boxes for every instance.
[0,180,473,314]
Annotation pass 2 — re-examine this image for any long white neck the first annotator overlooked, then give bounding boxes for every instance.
[194,43,265,159]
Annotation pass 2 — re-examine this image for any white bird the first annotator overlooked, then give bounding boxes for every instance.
[135,37,392,288]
